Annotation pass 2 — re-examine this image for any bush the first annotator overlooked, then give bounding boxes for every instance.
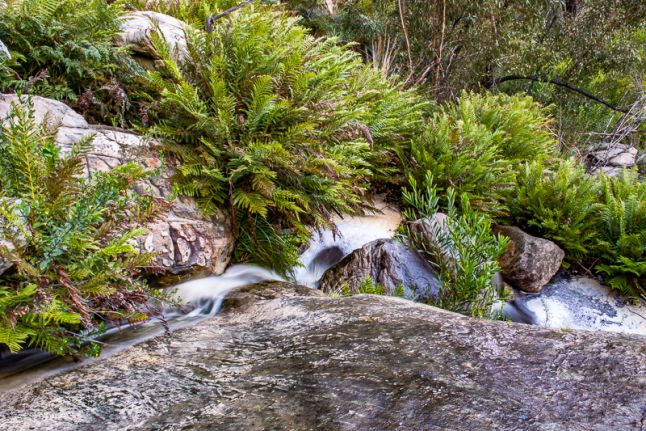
[594,170,645,298]
[0,101,161,355]
[506,158,601,262]
[143,4,425,275]
[0,0,134,123]
[402,172,509,319]
[408,91,557,215]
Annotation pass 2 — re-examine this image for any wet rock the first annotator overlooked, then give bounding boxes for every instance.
[0,95,233,278]
[506,275,646,335]
[115,11,188,63]
[0,281,644,430]
[494,225,564,293]
[319,238,441,300]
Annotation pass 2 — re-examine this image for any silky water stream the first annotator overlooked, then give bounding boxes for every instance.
[1,201,645,391]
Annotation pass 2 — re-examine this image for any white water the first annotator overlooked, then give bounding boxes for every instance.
[506,276,646,335]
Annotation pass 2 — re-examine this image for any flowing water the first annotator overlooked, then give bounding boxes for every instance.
[2,201,645,391]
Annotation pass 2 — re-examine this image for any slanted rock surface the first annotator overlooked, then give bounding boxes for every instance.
[0,94,233,278]
[0,38,10,59]
[115,11,188,64]
[0,281,644,430]
[319,238,441,300]
[495,225,564,293]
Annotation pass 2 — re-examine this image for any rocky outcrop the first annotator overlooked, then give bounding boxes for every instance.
[319,238,441,300]
[589,143,639,177]
[1,281,644,430]
[495,225,564,293]
[0,94,234,278]
[0,39,10,59]
[115,11,188,66]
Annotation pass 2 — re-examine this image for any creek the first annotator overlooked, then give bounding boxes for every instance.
[1,201,644,391]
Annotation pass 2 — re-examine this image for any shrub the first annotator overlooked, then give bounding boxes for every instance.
[402,172,509,319]
[594,170,645,298]
[408,91,557,215]
[0,0,134,122]
[143,4,425,275]
[0,101,161,355]
[506,158,600,262]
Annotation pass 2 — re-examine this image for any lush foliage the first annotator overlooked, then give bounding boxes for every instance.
[402,172,509,318]
[595,171,646,297]
[287,0,645,150]
[0,0,136,123]
[506,160,645,298]
[143,4,425,275]
[408,91,558,214]
[0,101,160,355]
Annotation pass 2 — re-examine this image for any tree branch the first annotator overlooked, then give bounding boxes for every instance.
[206,0,254,33]
[489,74,629,113]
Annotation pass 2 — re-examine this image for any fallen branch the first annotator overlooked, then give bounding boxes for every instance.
[488,74,629,113]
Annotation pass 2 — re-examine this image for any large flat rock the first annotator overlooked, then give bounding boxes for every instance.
[1,282,644,430]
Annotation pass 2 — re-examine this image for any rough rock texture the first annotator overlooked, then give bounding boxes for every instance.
[319,238,441,300]
[115,11,188,64]
[0,38,10,59]
[589,143,639,177]
[0,94,233,278]
[495,225,564,293]
[1,281,645,431]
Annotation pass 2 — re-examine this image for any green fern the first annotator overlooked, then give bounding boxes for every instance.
[0,100,162,355]
[142,3,425,274]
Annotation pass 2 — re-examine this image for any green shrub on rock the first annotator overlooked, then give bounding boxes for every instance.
[143,4,425,275]
[0,101,161,355]
[408,91,558,215]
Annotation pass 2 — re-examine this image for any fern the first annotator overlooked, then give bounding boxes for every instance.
[0,100,162,355]
[142,3,425,273]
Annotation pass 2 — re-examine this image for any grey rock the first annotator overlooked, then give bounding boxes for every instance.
[115,11,188,63]
[0,39,10,59]
[590,143,638,167]
[0,95,234,278]
[0,281,644,430]
[495,225,564,293]
[319,238,441,301]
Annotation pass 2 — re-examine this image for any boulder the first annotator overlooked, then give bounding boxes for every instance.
[589,143,638,177]
[115,11,188,63]
[0,94,234,279]
[0,281,644,430]
[319,238,441,301]
[494,225,564,293]
[0,38,10,59]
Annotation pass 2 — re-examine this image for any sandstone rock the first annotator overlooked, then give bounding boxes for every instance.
[319,238,441,300]
[0,39,10,59]
[0,198,27,276]
[0,281,644,430]
[590,143,638,167]
[0,94,233,278]
[495,225,564,293]
[407,213,449,245]
[115,11,188,62]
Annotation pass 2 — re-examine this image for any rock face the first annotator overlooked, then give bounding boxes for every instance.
[495,225,564,293]
[0,281,644,430]
[0,94,234,278]
[589,143,639,177]
[319,238,441,300]
[0,38,10,59]
[115,11,188,64]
